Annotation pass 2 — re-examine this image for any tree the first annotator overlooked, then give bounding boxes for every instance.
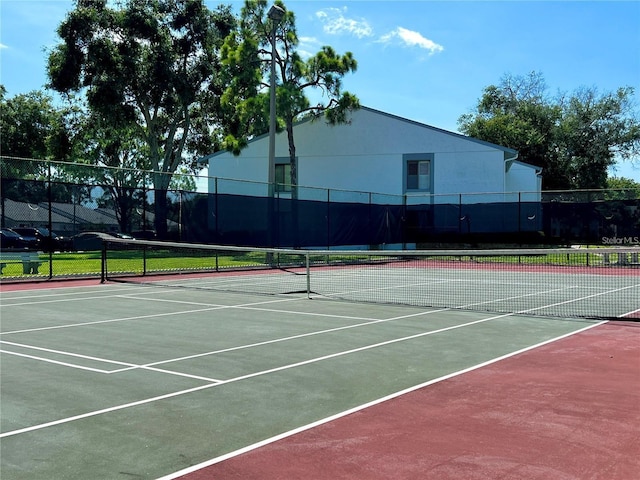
[75,110,151,233]
[47,0,236,237]
[458,72,640,190]
[221,0,359,195]
[0,86,78,203]
[0,86,71,167]
[606,176,640,199]
[560,86,639,189]
[607,176,640,190]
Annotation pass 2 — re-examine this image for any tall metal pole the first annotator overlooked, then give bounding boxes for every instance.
[267,4,284,248]
[267,18,278,194]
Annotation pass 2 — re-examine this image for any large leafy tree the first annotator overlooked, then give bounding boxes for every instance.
[221,0,359,195]
[75,110,151,233]
[606,176,640,200]
[458,72,640,190]
[0,86,78,203]
[560,86,639,189]
[47,0,236,237]
[0,86,71,167]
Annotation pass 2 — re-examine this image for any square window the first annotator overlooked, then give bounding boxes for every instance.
[275,163,291,192]
[406,159,431,191]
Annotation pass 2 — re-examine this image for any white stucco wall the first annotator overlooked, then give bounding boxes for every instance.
[505,161,542,196]
[432,151,507,202]
[207,149,269,196]
[206,107,528,200]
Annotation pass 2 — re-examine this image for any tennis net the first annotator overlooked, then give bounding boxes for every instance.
[101,238,640,320]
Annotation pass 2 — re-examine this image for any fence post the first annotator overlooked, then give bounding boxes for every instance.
[100,242,106,283]
[143,243,147,275]
[47,162,53,278]
[458,193,463,234]
[518,191,522,237]
[306,251,311,298]
[327,189,331,249]
[214,178,219,243]
[403,194,407,249]
[142,185,147,232]
[368,192,372,247]
[178,190,183,242]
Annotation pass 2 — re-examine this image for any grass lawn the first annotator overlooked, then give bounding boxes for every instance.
[0,248,621,280]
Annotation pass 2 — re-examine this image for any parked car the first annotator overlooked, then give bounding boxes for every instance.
[0,229,30,250]
[131,230,156,240]
[0,228,40,250]
[112,232,136,240]
[10,227,72,252]
[71,231,118,251]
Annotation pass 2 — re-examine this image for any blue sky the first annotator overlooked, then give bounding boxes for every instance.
[1,0,639,180]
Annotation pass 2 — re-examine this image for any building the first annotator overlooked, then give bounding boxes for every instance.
[201,107,542,247]
[204,106,541,199]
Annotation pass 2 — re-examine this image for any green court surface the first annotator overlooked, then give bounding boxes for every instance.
[0,281,617,479]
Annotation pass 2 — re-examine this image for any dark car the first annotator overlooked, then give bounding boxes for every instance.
[112,232,136,240]
[11,227,72,252]
[0,229,30,250]
[1,228,40,250]
[71,231,117,251]
[131,230,156,240]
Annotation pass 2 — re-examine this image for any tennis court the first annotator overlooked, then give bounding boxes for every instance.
[1,244,639,479]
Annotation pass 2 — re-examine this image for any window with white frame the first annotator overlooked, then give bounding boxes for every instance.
[404,154,433,192]
[275,160,292,193]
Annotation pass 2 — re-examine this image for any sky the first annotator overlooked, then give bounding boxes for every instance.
[1,0,639,181]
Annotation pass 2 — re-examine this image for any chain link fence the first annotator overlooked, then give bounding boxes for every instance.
[2,156,639,281]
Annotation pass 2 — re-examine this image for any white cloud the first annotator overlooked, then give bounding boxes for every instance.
[297,36,321,59]
[379,27,444,55]
[0,43,8,49]
[315,7,373,39]
[299,36,320,45]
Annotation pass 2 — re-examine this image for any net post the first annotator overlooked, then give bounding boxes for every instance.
[142,244,147,276]
[47,163,54,280]
[306,251,311,298]
[100,241,107,283]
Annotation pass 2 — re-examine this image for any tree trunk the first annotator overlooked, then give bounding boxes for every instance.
[152,170,171,239]
[286,119,299,247]
[154,189,169,239]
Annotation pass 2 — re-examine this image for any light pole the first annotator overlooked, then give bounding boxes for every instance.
[267,4,285,248]
[267,4,285,194]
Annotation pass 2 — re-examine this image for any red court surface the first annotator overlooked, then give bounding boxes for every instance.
[175,321,640,480]
[0,278,103,292]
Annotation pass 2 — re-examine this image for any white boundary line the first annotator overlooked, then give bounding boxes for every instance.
[155,320,608,480]
[315,280,639,317]
[0,341,225,382]
[0,306,226,336]
[619,307,640,317]
[0,296,306,336]
[0,275,631,449]
[0,350,115,374]
[138,308,451,369]
[0,340,137,367]
[3,281,629,380]
[1,309,564,439]
[0,284,165,305]
[0,288,534,378]
[519,283,640,315]
[0,298,450,379]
